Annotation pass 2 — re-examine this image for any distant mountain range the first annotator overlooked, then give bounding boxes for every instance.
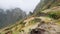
[0,8,26,29]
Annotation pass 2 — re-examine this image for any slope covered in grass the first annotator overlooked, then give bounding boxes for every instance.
[0,0,60,34]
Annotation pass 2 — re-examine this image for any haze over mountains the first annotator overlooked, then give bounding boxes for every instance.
[0,0,40,29]
[0,8,26,29]
[0,0,40,14]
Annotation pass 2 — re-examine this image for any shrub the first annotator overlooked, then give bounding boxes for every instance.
[48,13,58,19]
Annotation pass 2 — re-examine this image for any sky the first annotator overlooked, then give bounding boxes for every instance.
[0,0,40,14]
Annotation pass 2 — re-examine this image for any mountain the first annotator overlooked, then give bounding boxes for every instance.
[33,0,60,15]
[0,0,60,34]
[0,8,26,29]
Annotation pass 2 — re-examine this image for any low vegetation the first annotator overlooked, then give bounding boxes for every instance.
[0,0,60,34]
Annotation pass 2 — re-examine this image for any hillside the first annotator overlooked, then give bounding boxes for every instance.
[0,0,60,34]
[33,0,60,15]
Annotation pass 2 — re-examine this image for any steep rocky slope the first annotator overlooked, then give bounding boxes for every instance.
[0,0,60,34]
[0,16,60,34]
[33,0,60,15]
